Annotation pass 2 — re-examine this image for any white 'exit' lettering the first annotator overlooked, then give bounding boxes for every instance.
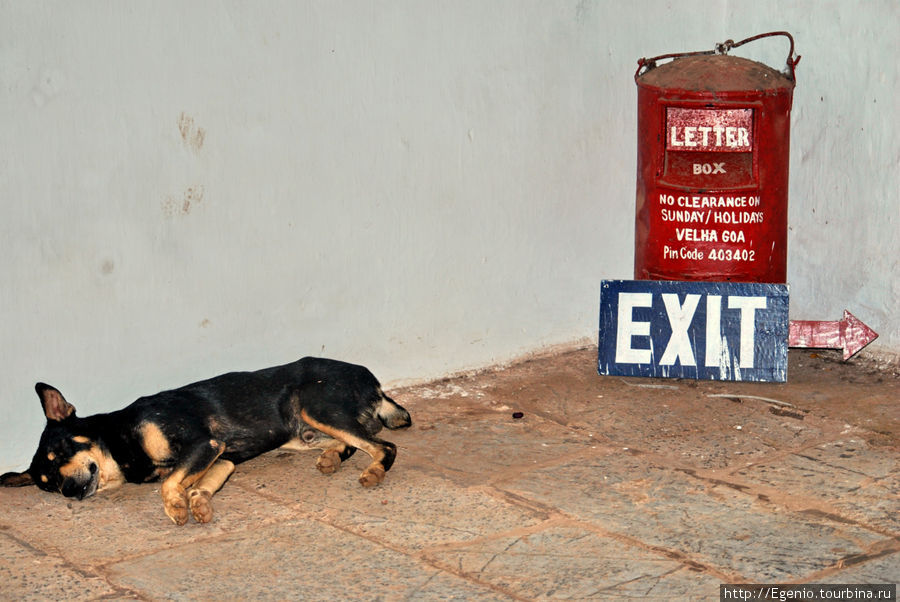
[615,293,766,368]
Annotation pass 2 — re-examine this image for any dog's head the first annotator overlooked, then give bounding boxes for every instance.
[1,384,116,499]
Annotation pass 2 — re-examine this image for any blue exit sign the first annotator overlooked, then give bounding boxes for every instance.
[598,280,789,382]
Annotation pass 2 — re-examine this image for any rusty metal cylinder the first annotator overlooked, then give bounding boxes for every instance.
[634,32,799,283]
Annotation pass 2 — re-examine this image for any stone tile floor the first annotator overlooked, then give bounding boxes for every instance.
[1,348,897,600]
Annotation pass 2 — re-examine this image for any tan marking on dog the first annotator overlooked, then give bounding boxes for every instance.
[58,450,92,480]
[95,446,124,490]
[140,422,172,463]
[57,445,124,492]
[47,452,55,461]
[193,459,234,494]
[72,436,90,444]
[40,475,48,483]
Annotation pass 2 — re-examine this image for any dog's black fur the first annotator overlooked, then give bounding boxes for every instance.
[0,357,411,525]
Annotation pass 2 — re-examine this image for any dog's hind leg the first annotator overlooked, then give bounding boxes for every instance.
[160,439,225,525]
[279,390,359,475]
[188,459,235,524]
[300,409,397,488]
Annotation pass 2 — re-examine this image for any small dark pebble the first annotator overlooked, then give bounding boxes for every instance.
[512,411,524,419]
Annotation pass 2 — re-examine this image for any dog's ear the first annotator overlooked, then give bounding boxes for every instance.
[35,383,76,422]
[0,471,34,487]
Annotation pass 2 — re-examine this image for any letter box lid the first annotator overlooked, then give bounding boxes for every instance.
[637,55,794,93]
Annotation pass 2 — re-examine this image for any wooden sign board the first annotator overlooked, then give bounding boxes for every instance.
[598,280,789,382]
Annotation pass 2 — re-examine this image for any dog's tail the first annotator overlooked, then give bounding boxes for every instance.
[376,390,412,429]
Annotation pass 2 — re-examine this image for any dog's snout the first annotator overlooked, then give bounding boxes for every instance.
[60,464,99,500]
[61,477,88,499]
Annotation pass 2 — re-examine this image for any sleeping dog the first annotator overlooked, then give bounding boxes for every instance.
[0,357,411,525]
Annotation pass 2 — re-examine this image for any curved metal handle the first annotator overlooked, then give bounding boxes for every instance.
[636,30,801,82]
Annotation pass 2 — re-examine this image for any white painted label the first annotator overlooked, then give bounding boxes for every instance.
[656,192,764,267]
[666,108,753,152]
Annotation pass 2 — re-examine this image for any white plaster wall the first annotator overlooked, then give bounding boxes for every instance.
[1,1,897,471]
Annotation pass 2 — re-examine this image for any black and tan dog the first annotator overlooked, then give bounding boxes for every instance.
[0,357,411,525]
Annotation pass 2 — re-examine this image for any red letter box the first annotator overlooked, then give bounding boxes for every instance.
[634,32,800,283]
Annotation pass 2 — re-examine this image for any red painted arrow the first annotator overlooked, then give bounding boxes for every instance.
[789,310,878,360]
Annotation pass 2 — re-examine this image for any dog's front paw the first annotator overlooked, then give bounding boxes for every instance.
[358,464,385,488]
[189,489,214,524]
[315,449,342,475]
[163,486,189,526]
